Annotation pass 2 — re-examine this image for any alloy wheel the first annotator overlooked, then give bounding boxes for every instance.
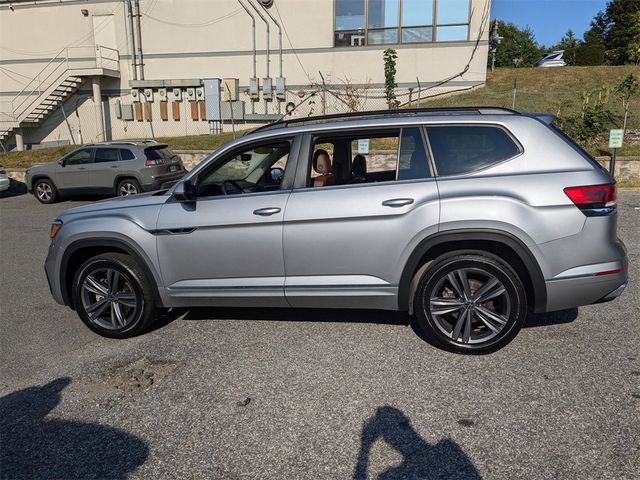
[119,182,138,196]
[36,183,53,201]
[428,267,511,345]
[80,267,140,330]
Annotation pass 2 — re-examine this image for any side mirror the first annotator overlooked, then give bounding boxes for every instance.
[172,179,196,202]
[58,159,65,167]
[269,167,284,183]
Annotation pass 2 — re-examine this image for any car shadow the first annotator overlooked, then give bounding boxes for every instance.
[0,377,149,480]
[353,406,480,480]
[0,178,28,198]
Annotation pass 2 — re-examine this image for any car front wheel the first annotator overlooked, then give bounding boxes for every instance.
[72,253,157,338]
[33,178,58,204]
[414,253,527,354]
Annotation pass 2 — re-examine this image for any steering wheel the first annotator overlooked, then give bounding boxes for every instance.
[221,179,245,195]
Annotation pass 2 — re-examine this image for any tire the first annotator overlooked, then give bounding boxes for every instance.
[72,253,158,338]
[33,178,58,204]
[414,252,527,354]
[117,178,142,197]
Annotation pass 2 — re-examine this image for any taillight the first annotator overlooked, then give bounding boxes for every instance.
[145,158,164,167]
[563,183,616,216]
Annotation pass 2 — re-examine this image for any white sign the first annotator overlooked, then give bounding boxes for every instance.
[609,129,624,149]
[357,139,370,154]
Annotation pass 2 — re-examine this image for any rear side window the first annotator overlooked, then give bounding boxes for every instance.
[120,149,136,161]
[94,148,121,163]
[145,146,177,161]
[427,126,520,176]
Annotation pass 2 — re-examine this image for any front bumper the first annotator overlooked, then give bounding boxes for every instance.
[44,239,67,306]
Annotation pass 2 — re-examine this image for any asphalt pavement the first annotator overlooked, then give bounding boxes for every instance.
[1,190,639,479]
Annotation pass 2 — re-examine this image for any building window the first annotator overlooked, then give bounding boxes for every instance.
[334,0,470,47]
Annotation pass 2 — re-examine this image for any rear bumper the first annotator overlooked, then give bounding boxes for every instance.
[544,257,628,312]
[142,170,185,191]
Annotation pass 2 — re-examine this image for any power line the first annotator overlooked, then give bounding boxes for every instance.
[143,9,241,28]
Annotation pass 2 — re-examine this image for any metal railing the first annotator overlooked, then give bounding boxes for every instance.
[8,45,119,123]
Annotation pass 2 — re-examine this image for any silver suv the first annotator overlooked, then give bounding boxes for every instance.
[44,108,628,353]
[26,141,185,203]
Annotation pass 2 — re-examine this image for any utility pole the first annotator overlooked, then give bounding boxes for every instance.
[133,0,144,80]
[489,19,502,72]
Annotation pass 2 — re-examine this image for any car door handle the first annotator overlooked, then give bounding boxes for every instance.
[253,207,281,216]
[78,167,86,170]
[382,198,414,207]
[110,165,118,169]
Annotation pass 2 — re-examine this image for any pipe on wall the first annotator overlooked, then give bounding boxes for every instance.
[256,0,282,78]
[133,0,144,80]
[125,0,137,81]
[247,0,270,79]
[236,0,257,80]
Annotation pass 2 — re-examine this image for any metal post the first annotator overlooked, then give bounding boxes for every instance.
[92,76,105,142]
[133,0,144,80]
[237,0,257,80]
[125,0,138,81]
[319,71,326,115]
[610,148,617,179]
[511,77,517,110]
[15,128,24,152]
[416,77,421,108]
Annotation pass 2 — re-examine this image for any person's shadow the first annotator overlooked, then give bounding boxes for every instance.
[353,406,480,480]
[0,377,149,480]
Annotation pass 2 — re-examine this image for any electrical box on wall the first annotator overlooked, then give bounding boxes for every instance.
[196,87,204,101]
[249,78,260,101]
[131,88,140,102]
[143,88,154,102]
[171,88,182,101]
[223,78,239,101]
[203,78,221,121]
[158,88,167,101]
[263,77,273,100]
[186,88,196,101]
[275,77,286,101]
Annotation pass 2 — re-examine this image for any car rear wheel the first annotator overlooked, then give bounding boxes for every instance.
[34,178,58,204]
[414,253,527,354]
[72,253,157,338]
[117,178,141,197]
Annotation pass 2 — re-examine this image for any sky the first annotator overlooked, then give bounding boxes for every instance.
[491,0,609,47]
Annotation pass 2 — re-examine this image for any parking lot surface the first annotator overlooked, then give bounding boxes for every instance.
[1,191,639,479]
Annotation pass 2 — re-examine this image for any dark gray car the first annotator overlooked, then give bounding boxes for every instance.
[44,108,628,354]
[26,140,185,203]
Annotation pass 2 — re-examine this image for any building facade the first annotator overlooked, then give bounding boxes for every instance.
[0,0,490,150]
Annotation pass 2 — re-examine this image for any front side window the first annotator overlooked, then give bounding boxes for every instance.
[427,125,520,176]
[196,142,290,197]
[94,148,121,163]
[64,148,93,165]
[307,128,431,188]
[334,0,469,46]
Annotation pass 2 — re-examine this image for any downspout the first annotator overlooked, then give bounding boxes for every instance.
[133,0,144,80]
[257,1,282,78]
[236,0,257,80]
[125,0,137,81]
[248,0,269,79]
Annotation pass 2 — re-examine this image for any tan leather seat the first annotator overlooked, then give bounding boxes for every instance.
[312,149,336,187]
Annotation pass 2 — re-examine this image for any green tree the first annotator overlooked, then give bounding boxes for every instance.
[552,29,580,51]
[604,0,640,64]
[626,11,640,65]
[492,20,543,67]
[615,73,639,132]
[583,10,608,46]
[383,48,399,109]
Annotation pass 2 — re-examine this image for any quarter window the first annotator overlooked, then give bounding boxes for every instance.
[427,126,520,176]
[120,149,136,161]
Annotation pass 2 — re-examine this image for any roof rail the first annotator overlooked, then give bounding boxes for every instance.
[251,106,520,133]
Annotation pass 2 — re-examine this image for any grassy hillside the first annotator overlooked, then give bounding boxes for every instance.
[423,65,639,126]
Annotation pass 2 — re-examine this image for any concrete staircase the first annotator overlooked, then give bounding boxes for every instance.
[0,45,120,149]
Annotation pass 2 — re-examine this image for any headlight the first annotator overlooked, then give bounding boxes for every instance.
[50,219,63,239]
